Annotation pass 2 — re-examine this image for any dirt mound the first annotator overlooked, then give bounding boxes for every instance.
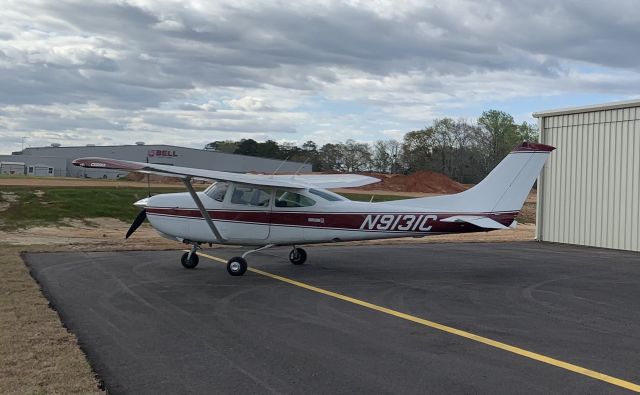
[360,171,467,194]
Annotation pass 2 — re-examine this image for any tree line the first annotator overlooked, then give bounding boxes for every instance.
[205,110,538,183]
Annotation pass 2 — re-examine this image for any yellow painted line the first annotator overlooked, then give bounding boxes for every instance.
[195,251,640,393]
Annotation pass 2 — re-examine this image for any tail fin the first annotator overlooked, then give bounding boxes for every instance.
[385,142,555,213]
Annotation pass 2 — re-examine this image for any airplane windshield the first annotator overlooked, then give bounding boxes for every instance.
[204,182,229,202]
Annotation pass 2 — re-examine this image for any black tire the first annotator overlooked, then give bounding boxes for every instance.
[181,252,199,269]
[227,257,247,276]
[289,248,307,265]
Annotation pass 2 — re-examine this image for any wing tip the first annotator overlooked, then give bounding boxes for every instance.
[72,157,145,170]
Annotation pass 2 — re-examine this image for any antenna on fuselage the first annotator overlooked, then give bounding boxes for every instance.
[146,157,151,197]
[270,155,290,178]
[293,157,310,177]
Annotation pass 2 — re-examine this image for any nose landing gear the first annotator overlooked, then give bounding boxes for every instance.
[289,247,307,265]
[181,243,200,269]
[225,244,275,276]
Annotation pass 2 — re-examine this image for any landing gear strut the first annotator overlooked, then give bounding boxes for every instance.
[181,243,200,269]
[186,243,308,276]
[289,247,307,265]
[226,244,275,277]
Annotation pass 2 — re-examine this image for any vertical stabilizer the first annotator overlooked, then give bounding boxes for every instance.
[384,142,555,213]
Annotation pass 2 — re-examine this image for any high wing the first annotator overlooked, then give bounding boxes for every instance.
[269,174,380,189]
[72,157,380,189]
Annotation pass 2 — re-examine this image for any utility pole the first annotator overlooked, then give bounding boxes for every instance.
[21,136,27,151]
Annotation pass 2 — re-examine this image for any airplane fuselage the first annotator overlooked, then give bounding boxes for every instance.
[72,141,553,276]
[140,185,518,246]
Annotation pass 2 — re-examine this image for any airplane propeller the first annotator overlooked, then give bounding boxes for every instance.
[126,209,147,239]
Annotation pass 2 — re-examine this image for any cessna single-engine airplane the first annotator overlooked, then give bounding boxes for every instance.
[72,141,554,276]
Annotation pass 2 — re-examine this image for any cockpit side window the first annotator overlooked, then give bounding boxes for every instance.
[231,185,272,207]
[204,182,229,202]
[275,190,316,208]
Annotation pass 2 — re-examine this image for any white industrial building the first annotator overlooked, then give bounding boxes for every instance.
[534,99,640,252]
[0,143,312,179]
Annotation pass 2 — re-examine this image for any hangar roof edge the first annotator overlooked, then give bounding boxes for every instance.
[533,99,640,118]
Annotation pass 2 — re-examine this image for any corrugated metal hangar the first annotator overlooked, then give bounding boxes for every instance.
[534,99,640,252]
[0,144,312,179]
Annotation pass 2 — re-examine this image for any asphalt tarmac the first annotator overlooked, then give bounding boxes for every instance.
[25,242,640,394]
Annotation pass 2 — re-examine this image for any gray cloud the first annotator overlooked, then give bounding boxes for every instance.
[1,0,639,153]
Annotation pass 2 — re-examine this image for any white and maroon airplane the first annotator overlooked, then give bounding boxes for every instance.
[72,141,554,276]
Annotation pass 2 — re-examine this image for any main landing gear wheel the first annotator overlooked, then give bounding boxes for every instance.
[181,252,199,269]
[289,247,307,265]
[227,257,248,276]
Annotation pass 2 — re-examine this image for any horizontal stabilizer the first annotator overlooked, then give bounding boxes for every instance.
[441,215,508,229]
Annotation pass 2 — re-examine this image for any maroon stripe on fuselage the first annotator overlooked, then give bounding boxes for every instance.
[147,208,270,223]
[145,208,518,233]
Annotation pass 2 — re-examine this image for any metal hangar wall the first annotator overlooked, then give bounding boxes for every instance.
[533,99,640,252]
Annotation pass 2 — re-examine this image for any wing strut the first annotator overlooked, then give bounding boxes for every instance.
[182,177,227,243]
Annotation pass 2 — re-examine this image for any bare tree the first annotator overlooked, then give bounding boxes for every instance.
[372,140,391,172]
[341,139,372,172]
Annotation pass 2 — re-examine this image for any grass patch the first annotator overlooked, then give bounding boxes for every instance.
[516,201,536,224]
[0,187,183,230]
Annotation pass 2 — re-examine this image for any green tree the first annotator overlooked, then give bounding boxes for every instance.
[301,141,321,171]
[517,122,539,142]
[431,118,456,174]
[477,110,520,171]
[234,139,259,156]
[402,128,435,172]
[255,140,281,158]
[319,143,343,171]
[204,140,238,153]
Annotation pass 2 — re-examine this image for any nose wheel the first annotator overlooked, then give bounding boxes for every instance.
[181,251,199,269]
[289,247,307,265]
[181,243,201,269]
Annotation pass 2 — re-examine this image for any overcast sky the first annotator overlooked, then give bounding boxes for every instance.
[1,0,639,153]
